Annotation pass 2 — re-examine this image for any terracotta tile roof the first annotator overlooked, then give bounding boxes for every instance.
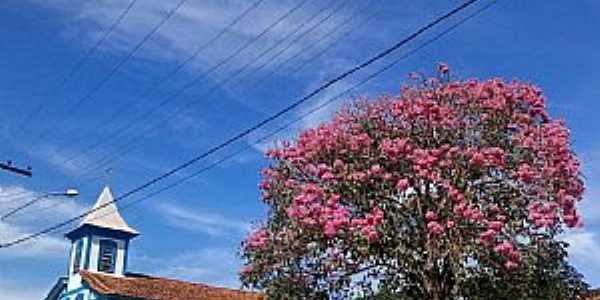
[586,289,600,300]
[80,270,263,300]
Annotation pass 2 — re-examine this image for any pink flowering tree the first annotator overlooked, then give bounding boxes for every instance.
[240,66,587,299]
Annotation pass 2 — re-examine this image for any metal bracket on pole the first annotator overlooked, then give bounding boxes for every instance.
[0,161,32,177]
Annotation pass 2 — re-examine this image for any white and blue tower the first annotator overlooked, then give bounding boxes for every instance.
[61,186,139,300]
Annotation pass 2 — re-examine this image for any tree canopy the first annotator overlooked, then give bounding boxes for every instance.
[240,66,588,299]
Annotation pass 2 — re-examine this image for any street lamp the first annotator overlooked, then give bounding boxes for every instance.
[1,188,79,221]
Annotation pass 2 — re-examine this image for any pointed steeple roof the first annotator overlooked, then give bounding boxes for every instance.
[67,186,138,238]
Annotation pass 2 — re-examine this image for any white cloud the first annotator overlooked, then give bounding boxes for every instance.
[31,0,353,78]
[0,221,67,259]
[0,185,86,259]
[20,143,96,178]
[160,248,243,288]
[579,147,600,226]
[563,230,600,261]
[579,188,600,227]
[249,57,359,154]
[0,275,47,300]
[299,80,354,130]
[0,186,36,205]
[131,247,244,288]
[559,142,600,288]
[154,202,251,237]
[19,0,361,172]
[562,229,600,287]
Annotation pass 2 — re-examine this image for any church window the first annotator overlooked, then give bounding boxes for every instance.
[72,239,83,274]
[98,239,117,273]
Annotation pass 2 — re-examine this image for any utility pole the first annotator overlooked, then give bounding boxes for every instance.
[0,160,32,177]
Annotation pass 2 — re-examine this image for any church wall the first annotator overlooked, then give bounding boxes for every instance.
[67,235,91,291]
[59,286,91,300]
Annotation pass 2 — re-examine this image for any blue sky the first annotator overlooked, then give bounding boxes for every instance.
[0,0,599,299]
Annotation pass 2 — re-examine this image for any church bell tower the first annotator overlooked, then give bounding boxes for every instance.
[63,186,139,293]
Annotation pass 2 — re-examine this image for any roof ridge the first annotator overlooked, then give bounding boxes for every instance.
[130,273,261,294]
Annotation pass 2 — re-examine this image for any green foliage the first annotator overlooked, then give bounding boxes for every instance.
[359,240,589,300]
[458,240,589,300]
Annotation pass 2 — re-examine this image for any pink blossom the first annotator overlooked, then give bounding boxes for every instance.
[446,220,456,229]
[425,210,437,221]
[367,231,379,243]
[333,159,345,170]
[372,207,384,223]
[240,265,254,275]
[351,171,368,182]
[427,221,444,235]
[494,241,514,256]
[284,179,296,188]
[564,214,582,228]
[380,138,411,158]
[470,151,486,167]
[487,221,504,231]
[245,229,269,250]
[327,194,340,206]
[396,179,410,191]
[250,73,586,280]
[321,172,336,181]
[504,261,518,269]
[370,164,383,175]
[479,229,496,244]
[324,223,337,238]
[517,163,536,183]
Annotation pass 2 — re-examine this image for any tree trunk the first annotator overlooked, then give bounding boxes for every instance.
[424,256,454,300]
[425,274,445,300]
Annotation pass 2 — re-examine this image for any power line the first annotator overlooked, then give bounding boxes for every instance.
[287,8,380,76]
[292,12,379,76]
[59,0,266,167]
[262,2,382,85]
[44,0,422,182]
[235,0,349,87]
[62,0,449,178]
[71,0,350,178]
[86,2,368,176]
[65,0,316,174]
[72,0,499,223]
[0,0,482,248]
[2,194,51,221]
[245,4,365,86]
[33,0,188,143]
[0,193,28,201]
[16,0,139,134]
[0,192,33,203]
[59,0,140,89]
[226,0,351,85]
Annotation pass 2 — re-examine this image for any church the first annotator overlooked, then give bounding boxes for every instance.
[44,186,263,300]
